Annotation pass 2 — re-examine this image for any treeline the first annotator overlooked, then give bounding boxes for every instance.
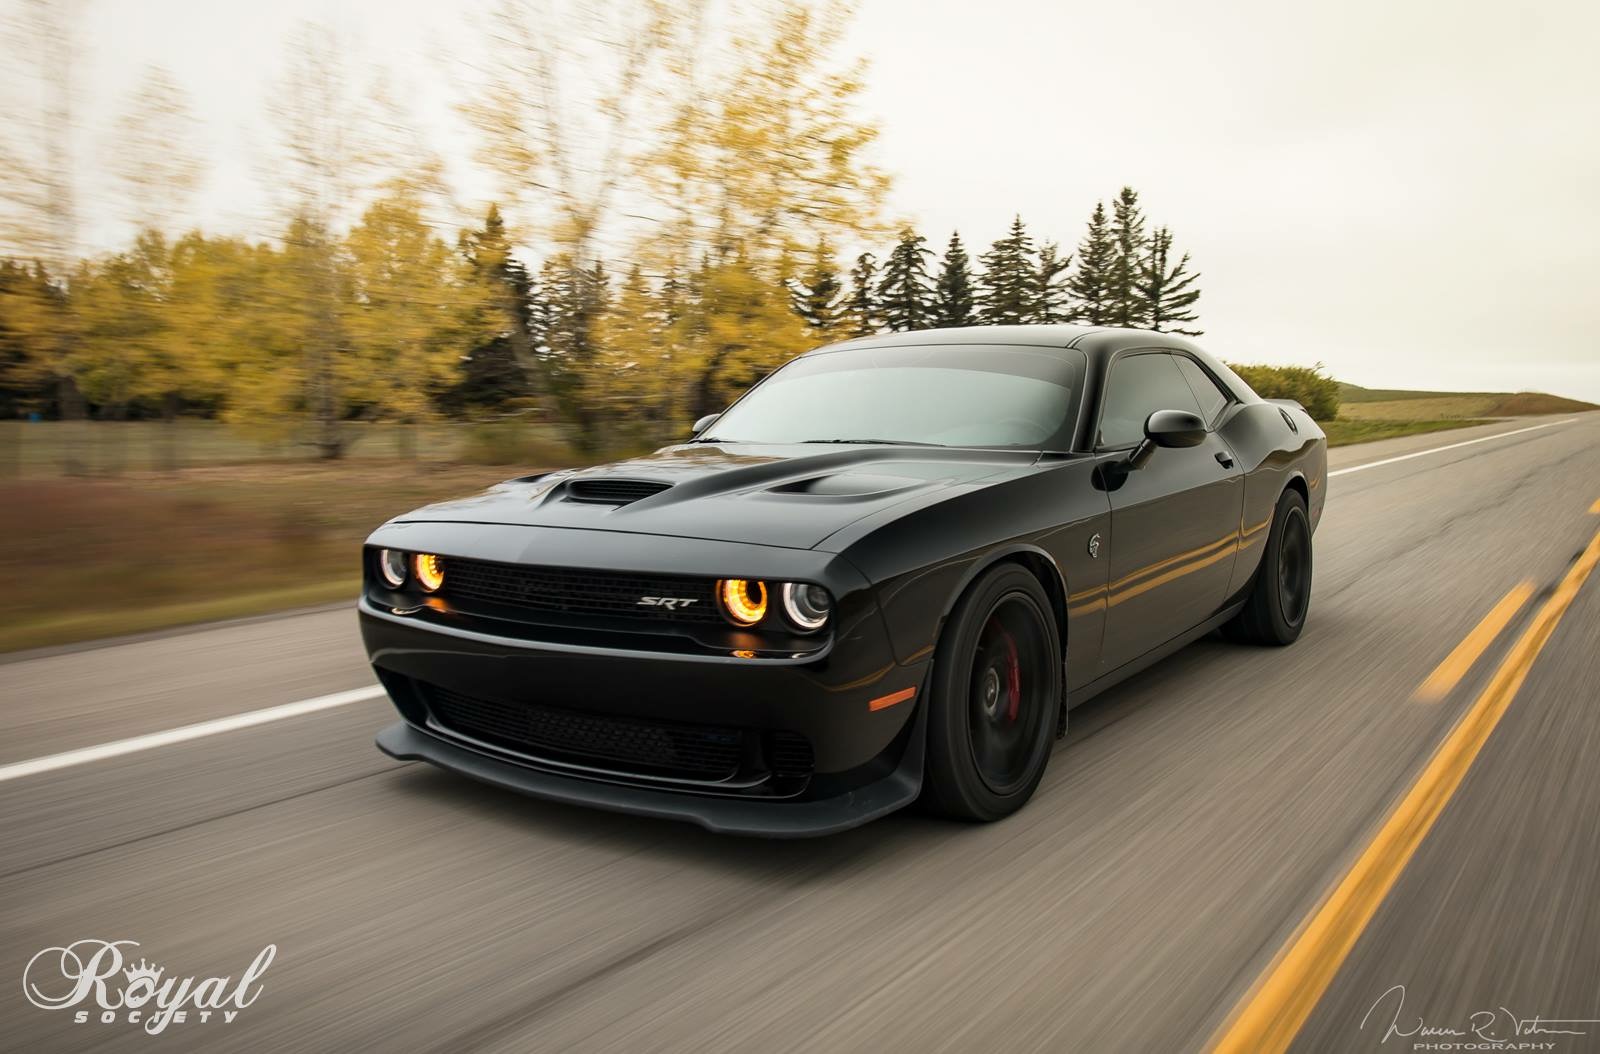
[0,2,1210,459]
[798,189,1200,338]
[0,186,1204,449]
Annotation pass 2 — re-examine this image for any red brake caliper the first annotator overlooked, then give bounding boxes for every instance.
[1002,631,1021,722]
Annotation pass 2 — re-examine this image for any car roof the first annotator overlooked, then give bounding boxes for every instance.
[808,325,1209,367]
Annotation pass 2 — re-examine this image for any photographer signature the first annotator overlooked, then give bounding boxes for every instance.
[1363,985,1600,1045]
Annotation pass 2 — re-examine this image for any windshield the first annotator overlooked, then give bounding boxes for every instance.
[704,344,1087,449]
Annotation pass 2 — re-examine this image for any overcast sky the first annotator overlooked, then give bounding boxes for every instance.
[46,0,1600,399]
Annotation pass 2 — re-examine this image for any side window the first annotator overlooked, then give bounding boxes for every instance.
[1097,353,1202,448]
[1175,355,1231,425]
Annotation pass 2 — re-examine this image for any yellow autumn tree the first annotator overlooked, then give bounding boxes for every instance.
[463,0,709,448]
[0,0,84,440]
[638,0,890,422]
[590,264,674,437]
[344,185,485,455]
[163,233,271,417]
[70,232,172,420]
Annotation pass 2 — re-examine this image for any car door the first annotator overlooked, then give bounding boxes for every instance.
[1095,350,1245,672]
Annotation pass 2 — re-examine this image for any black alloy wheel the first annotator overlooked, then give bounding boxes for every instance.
[924,563,1061,821]
[1224,488,1313,646]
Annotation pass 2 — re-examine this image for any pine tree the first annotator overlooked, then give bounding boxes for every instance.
[933,231,976,328]
[1107,187,1150,328]
[846,252,881,336]
[789,239,844,334]
[1067,201,1114,325]
[1034,241,1072,323]
[540,258,610,450]
[451,204,534,412]
[978,216,1037,325]
[877,229,936,332]
[1139,227,1202,335]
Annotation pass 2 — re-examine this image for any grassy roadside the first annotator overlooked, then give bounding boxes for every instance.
[1319,388,1595,446]
[2,462,522,654]
[3,580,360,653]
[1323,418,1492,446]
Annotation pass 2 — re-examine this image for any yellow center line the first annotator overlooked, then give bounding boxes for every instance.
[1412,581,1535,703]
[1590,497,1600,514]
[1206,527,1600,1054]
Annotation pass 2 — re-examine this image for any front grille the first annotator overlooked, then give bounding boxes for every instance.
[427,686,744,780]
[443,559,720,623]
[565,478,672,504]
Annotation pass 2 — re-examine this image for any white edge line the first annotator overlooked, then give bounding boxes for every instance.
[0,685,386,783]
[1328,418,1579,477]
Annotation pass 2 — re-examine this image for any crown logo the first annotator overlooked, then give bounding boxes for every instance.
[123,958,164,986]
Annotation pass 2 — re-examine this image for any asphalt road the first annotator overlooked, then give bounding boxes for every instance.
[4,414,1599,1053]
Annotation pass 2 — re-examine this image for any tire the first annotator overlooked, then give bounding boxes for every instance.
[1224,488,1313,646]
[922,563,1061,822]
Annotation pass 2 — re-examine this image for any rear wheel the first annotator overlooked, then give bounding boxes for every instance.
[1225,488,1312,645]
[923,564,1060,821]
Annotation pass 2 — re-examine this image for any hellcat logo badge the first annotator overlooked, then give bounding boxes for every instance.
[1087,533,1101,558]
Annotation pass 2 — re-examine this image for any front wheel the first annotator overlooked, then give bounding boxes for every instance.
[1225,488,1313,645]
[923,564,1061,821]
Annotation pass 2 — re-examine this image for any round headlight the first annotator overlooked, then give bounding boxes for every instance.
[415,553,445,593]
[378,549,408,588]
[718,579,767,626]
[780,582,831,631]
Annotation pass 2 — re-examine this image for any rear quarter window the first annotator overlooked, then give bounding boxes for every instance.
[1175,356,1231,425]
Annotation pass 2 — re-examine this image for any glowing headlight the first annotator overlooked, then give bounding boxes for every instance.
[378,549,408,588]
[415,553,445,593]
[780,582,832,632]
[718,579,767,626]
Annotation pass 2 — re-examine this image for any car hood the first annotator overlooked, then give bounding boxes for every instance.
[391,443,1044,550]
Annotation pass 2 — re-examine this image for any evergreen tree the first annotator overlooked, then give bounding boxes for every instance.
[789,239,844,333]
[1107,187,1150,328]
[539,258,610,450]
[845,252,881,336]
[876,229,937,332]
[1139,227,1202,335]
[933,231,977,328]
[978,215,1037,325]
[451,204,534,412]
[1034,241,1072,324]
[1067,201,1114,325]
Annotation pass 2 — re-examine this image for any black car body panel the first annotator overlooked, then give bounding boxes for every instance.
[361,325,1327,835]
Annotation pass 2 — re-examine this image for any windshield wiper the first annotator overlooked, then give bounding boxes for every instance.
[798,438,944,447]
[685,436,738,444]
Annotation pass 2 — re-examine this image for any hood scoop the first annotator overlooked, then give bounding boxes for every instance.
[564,477,673,506]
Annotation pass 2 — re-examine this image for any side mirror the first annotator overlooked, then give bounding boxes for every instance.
[691,413,720,437]
[1127,409,1207,469]
[1146,409,1207,448]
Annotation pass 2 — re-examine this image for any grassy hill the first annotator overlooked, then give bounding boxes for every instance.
[1323,384,1597,445]
[1338,383,1597,416]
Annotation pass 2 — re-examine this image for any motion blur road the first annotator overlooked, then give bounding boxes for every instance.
[5,414,1599,1053]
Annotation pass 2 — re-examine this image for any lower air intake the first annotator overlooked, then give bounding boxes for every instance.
[426,685,744,781]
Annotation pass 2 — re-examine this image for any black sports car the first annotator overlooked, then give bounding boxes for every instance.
[362,325,1325,836]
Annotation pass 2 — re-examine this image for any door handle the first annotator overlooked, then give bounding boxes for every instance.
[1215,451,1234,469]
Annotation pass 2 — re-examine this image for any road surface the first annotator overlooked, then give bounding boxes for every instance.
[4,414,1599,1053]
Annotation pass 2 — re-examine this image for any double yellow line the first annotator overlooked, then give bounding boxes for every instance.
[1207,506,1600,1054]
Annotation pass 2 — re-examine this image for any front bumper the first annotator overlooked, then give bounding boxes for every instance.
[361,580,929,835]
